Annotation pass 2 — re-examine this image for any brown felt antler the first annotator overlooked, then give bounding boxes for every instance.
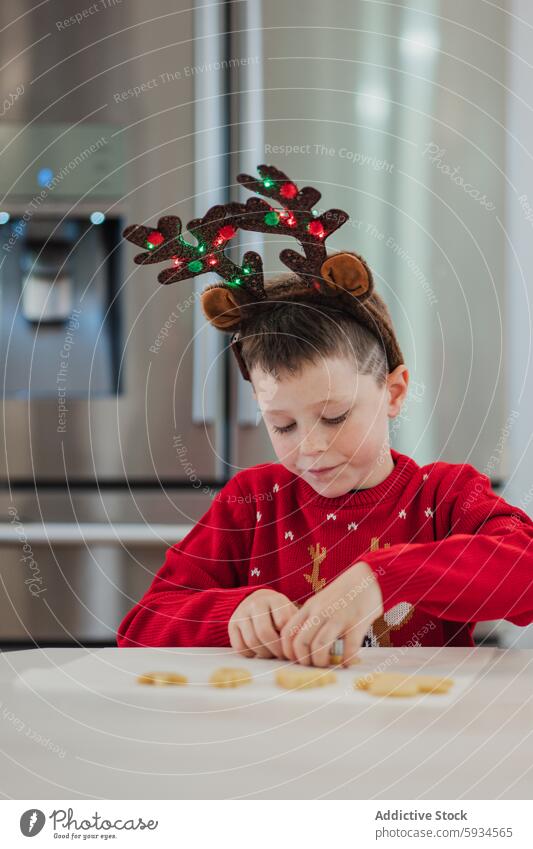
[123,206,267,294]
[123,206,269,329]
[232,164,372,299]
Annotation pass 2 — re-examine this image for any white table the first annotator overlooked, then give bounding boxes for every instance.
[0,646,532,799]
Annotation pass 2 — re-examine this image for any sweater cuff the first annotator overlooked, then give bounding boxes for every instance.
[200,583,273,645]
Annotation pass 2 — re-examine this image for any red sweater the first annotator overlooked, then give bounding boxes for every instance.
[117,449,533,649]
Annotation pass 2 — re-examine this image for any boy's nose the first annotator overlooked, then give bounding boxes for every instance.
[299,431,329,455]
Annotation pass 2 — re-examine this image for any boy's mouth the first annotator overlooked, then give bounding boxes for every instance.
[305,464,341,478]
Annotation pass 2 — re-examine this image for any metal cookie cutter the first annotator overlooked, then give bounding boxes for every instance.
[329,638,344,665]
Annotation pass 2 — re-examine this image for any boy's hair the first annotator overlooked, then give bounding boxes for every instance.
[238,273,389,387]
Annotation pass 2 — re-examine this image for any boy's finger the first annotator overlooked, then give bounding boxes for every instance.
[342,624,366,666]
[255,646,276,659]
[229,622,255,658]
[239,617,260,654]
[255,609,285,659]
[269,598,299,634]
[292,615,322,666]
[241,616,275,658]
[280,608,310,661]
[309,622,342,668]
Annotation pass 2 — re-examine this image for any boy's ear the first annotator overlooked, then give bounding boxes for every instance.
[387,365,409,417]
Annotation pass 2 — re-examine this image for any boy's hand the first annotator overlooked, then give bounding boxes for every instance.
[280,562,383,667]
[229,589,299,659]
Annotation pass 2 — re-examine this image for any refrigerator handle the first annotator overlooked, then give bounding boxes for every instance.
[0,522,192,546]
[234,0,265,429]
[191,0,227,428]
[192,291,223,426]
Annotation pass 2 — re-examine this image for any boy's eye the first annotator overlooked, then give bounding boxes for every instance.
[272,422,297,435]
[324,411,350,425]
[272,411,349,435]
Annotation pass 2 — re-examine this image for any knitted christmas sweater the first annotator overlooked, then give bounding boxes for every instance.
[117,449,533,649]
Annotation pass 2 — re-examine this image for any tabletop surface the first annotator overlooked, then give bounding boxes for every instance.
[0,646,532,800]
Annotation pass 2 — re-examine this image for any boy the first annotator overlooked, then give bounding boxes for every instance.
[117,164,533,666]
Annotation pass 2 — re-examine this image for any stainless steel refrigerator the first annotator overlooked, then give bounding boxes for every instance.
[0,0,510,644]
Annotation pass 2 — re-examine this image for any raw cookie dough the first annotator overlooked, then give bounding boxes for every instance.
[276,667,337,690]
[367,673,420,698]
[209,667,252,688]
[413,675,454,694]
[354,672,454,697]
[138,671,188,686]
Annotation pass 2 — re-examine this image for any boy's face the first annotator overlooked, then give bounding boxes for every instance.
[252,355,408,497]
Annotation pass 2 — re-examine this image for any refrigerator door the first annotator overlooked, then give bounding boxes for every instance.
[0,1,231,642]
[0,0,227,484]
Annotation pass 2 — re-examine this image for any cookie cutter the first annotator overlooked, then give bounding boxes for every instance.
[329,638,344,665]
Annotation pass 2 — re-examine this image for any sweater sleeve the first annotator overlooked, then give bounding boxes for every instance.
[116,473,271,647]
[363,465,533,626]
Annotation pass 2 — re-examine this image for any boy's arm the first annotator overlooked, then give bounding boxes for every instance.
[362,465,533,626]
[116,475,271,647]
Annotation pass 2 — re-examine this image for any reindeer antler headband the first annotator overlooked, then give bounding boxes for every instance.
[123,164,403,380]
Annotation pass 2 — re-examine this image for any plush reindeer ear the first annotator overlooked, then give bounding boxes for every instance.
[320,253,372,298]
[201,285,242,330]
